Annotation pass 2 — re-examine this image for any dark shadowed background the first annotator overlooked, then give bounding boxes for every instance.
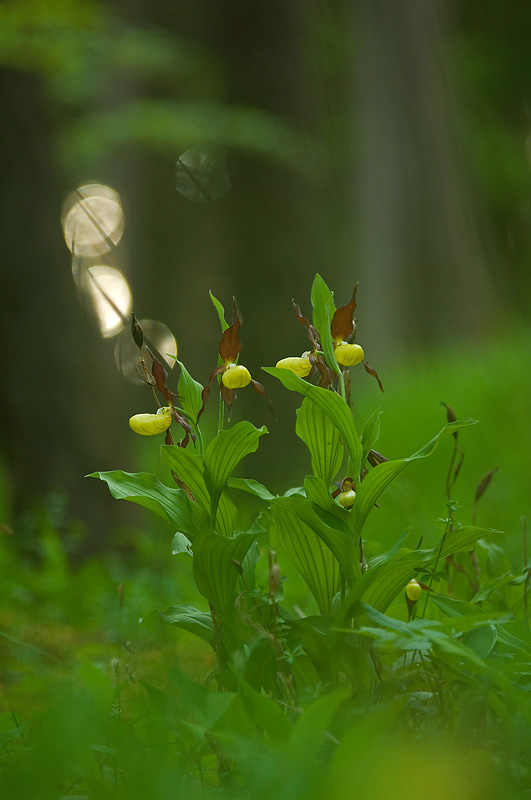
[1,0,530,542]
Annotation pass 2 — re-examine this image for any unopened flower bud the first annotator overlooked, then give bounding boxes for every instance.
[222,363,252,389]
[406,579,422,603]
[337,489,356,508]
[334,343,364,367]
[275,356,312,378]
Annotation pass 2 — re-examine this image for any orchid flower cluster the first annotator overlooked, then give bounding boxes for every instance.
[128,281,382,442]
[275,283,383,396]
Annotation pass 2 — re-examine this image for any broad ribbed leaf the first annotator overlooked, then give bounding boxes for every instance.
[339,524,500,619]
[296,397,344,485]
[89,471,208,538]
[234,677,292,741]
[352,420,478,538]
[171,532,193,556]
[161,445,235,535]
[428,594,489,619]
[462,625,497,659]
[264,367,362,478]
[193,530,257,611]
[160,446,210,510]
[177,360,204,423]
[303,475,350,522]
[217,489,237,537]
[273,491,359,586]
[289,687,349,756]
[209,290,229,332]
[170,668,237,729]
[271,499,341,613]
[360,407,382,466]
[311,273,339,376]
[205,422,268,519]
[228,477,276,501]
[142,604,214,644]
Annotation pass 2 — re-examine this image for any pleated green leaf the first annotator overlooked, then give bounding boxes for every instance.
[141,604,214,644]
[339,524,500,619]
[271,488,361,586]
[209,290,229,332]
[205,422,268,519]
[233,676,292,742]
[273,490,359,587]
[216,489,237,537]
[228,477,276,501]
[289,687,350,757]
[160,445,210,511]
[264,367,362,478]
[88,470,208,538]
[161,445,236,536]
[193,530,258,612]
[177,359,204,424]
[352,420,478,538]
[311,273,339,376]
[360,407,382,466]
[296,397,344,486]
[271,497,341,613]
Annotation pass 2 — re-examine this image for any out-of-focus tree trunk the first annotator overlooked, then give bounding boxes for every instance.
[354,0,496,356]
[0,69,131,535]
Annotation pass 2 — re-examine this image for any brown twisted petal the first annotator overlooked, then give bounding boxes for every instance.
[250,379,276,419]
[292,300,321,350]
[367,449,389,467]
[330,284,358,340]
[147,347,174,405]
[363,360,384,393]
[219,299,243,363]
[197,365,227,421]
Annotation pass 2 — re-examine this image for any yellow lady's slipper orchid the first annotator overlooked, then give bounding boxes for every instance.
[275,355,312,378]
[337,489,356,508]
[290,283,383,391]
[221,363,252,389]
[333,477,357,508]
[334,342,364,367]
[198,298,274,420]
[129,406,173,436]
[405,579,422,602]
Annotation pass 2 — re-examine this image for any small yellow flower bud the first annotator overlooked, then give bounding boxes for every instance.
[334,343,364,367]
[337,489,356,508]
[129,406,173,435]
[221,363,252,389]
[406,579,422,603]
[275,356,312,378]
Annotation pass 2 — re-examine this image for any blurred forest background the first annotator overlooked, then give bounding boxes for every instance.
[1,0,530,544]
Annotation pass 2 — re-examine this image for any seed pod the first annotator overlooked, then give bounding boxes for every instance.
[221,364,252,389]
[275,356,312,378]
[405,579,422,603]
[334,343,364,367]
[129,406,173,435]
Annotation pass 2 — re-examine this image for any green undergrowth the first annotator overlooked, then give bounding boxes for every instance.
[1,302,530,799]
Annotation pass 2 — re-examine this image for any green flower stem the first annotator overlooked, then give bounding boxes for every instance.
[218,390,225,433]
[421,516,451,619]
[338,370,346,403]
